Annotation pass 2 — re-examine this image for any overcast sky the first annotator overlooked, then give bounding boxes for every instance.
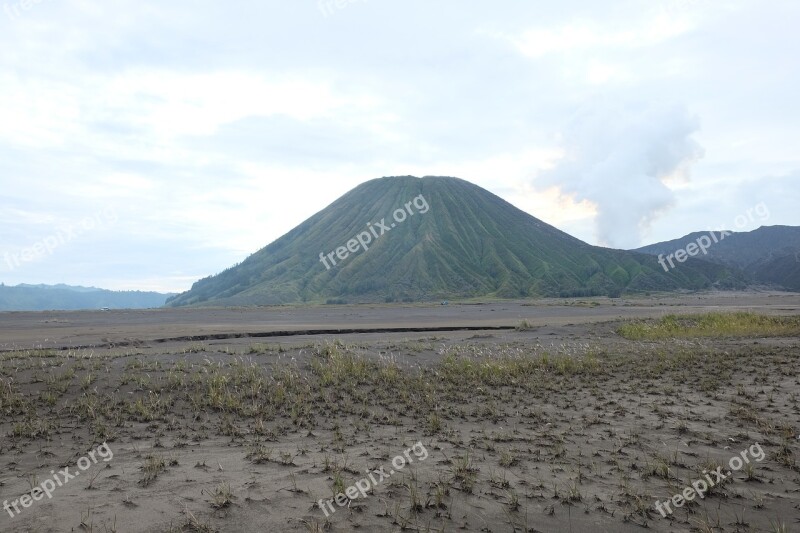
[1,0,798,292]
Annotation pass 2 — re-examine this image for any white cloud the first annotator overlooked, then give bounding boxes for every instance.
[506,11,695,59]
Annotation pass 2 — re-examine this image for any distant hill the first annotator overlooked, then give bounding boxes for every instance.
[0,284,174,311]
[635,226,800,291]
[168,176,745,307]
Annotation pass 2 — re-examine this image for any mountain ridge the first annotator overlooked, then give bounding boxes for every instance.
[635,225,800,291]
[0,283,174,311]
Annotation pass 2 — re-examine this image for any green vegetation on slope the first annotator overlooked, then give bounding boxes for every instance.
[168,176,745,307]
[617,312,800,340]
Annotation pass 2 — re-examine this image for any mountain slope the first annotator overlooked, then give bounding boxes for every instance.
[0,284,174,311]
[168,176,745,306]
[635,226,800,291]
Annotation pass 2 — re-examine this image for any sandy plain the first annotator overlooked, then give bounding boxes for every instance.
[0,291,799,533]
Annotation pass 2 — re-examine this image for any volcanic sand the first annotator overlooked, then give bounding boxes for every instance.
[0,291,799,532]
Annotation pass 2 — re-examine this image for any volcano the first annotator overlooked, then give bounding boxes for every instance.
[167,176,744,306]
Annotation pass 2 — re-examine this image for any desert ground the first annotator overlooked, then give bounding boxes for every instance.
[0,291,799,533]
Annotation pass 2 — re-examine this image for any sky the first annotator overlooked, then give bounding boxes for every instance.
[1,0,798,293]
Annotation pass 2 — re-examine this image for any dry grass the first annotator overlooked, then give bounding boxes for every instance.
[617,311,800,340]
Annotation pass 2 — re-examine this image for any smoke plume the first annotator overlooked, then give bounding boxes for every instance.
[539,100,704,248]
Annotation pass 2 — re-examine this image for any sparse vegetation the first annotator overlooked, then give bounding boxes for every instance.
[139,455,167,486]
[207,482,234,510]
[1,307,797,531]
